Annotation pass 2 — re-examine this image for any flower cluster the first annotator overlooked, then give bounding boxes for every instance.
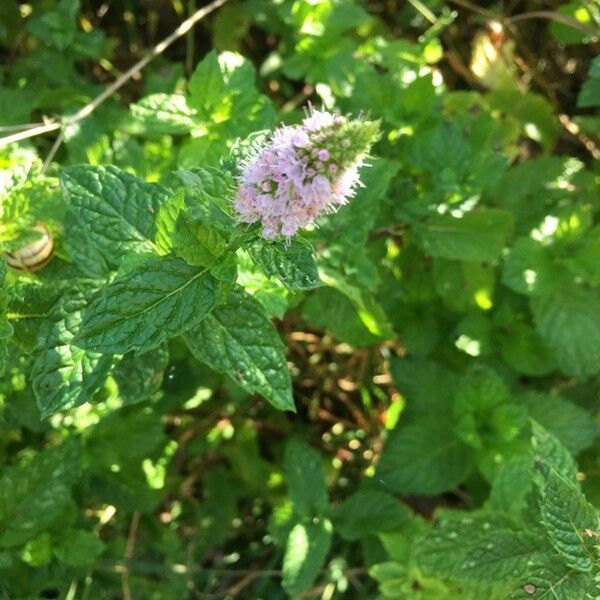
[234,108,380,239]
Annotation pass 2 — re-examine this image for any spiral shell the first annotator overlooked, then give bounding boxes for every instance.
[6,224,54,272]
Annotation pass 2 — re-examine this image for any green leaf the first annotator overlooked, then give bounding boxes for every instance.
[174,167,236,233]
[498,322,556,376]
[334,491,409,540]
[301,287,380,347]
[416,511,545,583]
[184,287,293,411]
[0,262,12,376]
[501,237,558,296]
[113,344,169,404]
[172,214,228,267]
[157,188,230,267]
[60,165,170,268]
[75,255,222,354]
[54,528,105,567]
[531,285,600,379]
[531,421,579,483]
[31,290,114,417]
[282,519,332,597]
[376,418,473,495]
[536,467,598,573]
[0,441,79,548]
[188,50,226,118]
[284,438,328,516]
[507,554,592,599]
[130,93,196,134]
[453,365,527,450]
[247,239,322,291]
[415,208,514,262]
[521,392,597,455]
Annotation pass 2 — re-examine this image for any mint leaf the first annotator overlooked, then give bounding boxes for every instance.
[185,287,293,411]
[334,490,409,540]
[521,393,597,455]
[54,528,105,567]
[416,512,545,583]
[188,50,226,118]
[248,239,322,291]
[415,208,513,262]
[532,285,600,380]
[0,441,79,548]
[376,418,473,495]
[537,467,598,573]
[284,438,328,516]
[282,520,332,597]
[76,255,221,354]
[31,290,114,417]
[130,93,196,135]
[113,344,169,405]
[60,165,170,267]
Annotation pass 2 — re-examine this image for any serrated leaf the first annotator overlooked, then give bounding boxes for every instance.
[130,93,196,134]
[508,554,592,599]
[416,208,513,262]
[247,239,322,291]
[284,438,328,516]
[521,393,597,455]
[282,520,332,597]
[188,50,226,117]
[0,261,12,376]
[531,285,600,380]
[376,418,473,495]
[537,467,599,573]
[63,212,111,278]
[75,255,221,354]
[184,287,293,411]
[31,290,114,417]
[113,344,169,404]
[60,165,170,267]
[531,421,580,484]
[0,440,80,548]
[334,491,409,540]
[416,512,546,583]
[175,167,236,232]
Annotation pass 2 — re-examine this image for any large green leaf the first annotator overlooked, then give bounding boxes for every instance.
[284,438,328,517]
[532,285,600,379]
[185,287,293,411]
[247,239,322,291]
[60,165,170,267]
[376,418,473,495]
[75,255,221,354]
[113,344,169,404]
[416,512,546,583]
[0,441,79,548]
[130,93,196,135]
[31,290,114,417]
[334,490,409,540]
[415,208,513,262]
[536,466,599,573]
[521,392,597,455]
[282,519,332,597]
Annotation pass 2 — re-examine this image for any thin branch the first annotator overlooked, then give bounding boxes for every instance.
[0,122,46,133]
[0,0,230,150]
[506,11,600,37]
[41,131,64,175]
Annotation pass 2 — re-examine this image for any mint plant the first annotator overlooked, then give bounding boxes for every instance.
[0,0,599,598]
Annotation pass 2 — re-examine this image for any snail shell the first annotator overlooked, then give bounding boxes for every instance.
[6,224,54,272]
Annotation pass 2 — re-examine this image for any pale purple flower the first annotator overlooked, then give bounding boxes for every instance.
[234,107,376,239]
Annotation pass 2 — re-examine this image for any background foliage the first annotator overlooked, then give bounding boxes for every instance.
[0,0,599,598]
